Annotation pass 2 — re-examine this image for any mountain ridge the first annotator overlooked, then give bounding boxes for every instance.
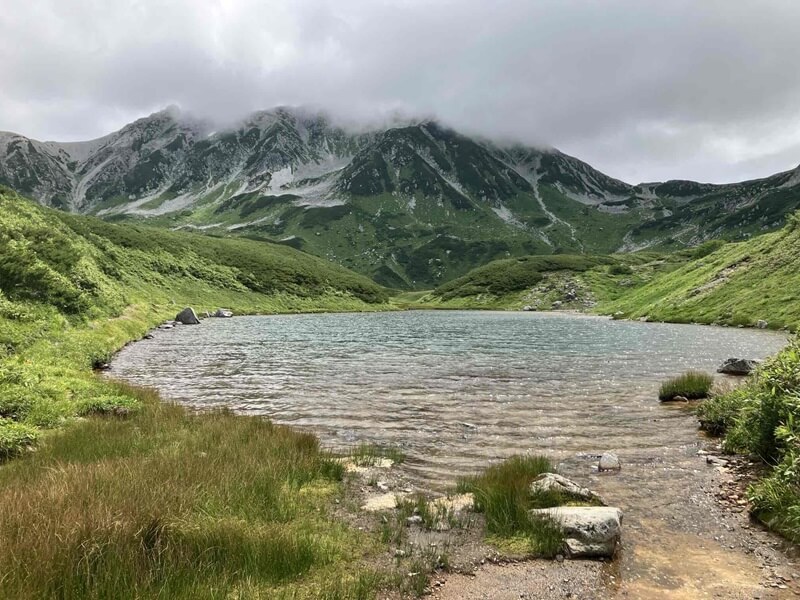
[2,106,799,287]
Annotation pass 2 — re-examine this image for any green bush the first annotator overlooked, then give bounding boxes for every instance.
[700,339,800,542]
[608,263,633,275]
[658,371,714,401]
[0,418,38,460]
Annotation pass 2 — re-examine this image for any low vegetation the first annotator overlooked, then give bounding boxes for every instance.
[658,371,714,401]
[698,338,800,542]
[0,383,386,599]
[456,455,565,557]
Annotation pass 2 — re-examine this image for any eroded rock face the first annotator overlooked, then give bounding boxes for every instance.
[529,473,605,505]
[717,357,760,376]
[530,506,623,558]
[175,307,201,325]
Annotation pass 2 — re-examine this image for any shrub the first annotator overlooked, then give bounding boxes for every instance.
[0,418,38,460]
[608,264,633,275]
[658,371,714,401]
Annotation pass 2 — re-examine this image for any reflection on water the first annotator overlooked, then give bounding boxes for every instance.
[111,311,787,488]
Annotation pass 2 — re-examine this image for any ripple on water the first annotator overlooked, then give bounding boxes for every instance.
[111,311,788,488]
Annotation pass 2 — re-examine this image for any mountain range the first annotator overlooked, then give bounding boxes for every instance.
[2,106,799,288]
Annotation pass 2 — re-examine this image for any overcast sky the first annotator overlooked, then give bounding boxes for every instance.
[1,0,799,184]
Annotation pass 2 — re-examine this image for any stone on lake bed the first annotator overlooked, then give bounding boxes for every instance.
[717,357,760,376]
[175,307,201,325]
[598,452,621,472]
[530,506,623,558]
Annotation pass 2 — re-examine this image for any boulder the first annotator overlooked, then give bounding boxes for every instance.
[212,308,234,318]
[598,452,621,472]
[529,473,605,505]
[175,307,201,325]
[717,358,760,376]
[552,301,563,309]
[522,305,534,312]
[530,506,622,558]
[757,320,769,329]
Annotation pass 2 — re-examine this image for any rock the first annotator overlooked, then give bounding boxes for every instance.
[717,357,760,376]
[529,473,605,505]
[552,301,563,309]
[376,481,390,493]
[529,506,623,558]
[522,305,534,312]
[144,333,155,339]
[406,515,423,527]
[598,452,621,472]
[565,290,578,301]
[175,307,201,325]
[212,308,234,318]
[667,395,689,403]
[757,320,768,329]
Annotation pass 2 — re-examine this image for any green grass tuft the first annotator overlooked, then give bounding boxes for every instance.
[658,371,714,401]
[456,455,564,557]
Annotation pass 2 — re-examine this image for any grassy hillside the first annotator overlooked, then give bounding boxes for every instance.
[0,188,395,597]
[418,217,800,333]
[416,250,693,311]
[0,186,388,446]
[604,213,800,331]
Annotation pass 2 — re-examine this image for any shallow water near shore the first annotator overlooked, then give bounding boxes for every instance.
[111,311,787,487]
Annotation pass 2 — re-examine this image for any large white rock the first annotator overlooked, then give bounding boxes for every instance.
[598,452,621,472]
[530,506,623,558]
[529,473,605,505]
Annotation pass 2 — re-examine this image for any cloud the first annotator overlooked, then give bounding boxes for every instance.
[1,0,799,183]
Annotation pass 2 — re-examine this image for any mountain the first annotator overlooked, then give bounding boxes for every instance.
[3,106,800,288]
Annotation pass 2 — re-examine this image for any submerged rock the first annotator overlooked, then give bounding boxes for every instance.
[529,473,605,505]
[212,308,234,318]
[718,357,760,376]
[598,452,621,472]
[530,506,623,558]
[175,307,201,325]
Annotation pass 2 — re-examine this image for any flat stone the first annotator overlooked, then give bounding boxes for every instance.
[530,506,623,558]
[529,473,605,505]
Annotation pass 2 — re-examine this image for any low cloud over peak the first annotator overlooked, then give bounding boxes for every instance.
[1,0,799,183]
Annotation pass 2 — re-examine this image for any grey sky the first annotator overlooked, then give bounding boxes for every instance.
[1,0,799,184]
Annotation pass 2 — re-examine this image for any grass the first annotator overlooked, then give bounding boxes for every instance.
[603,212,800,331]
[0,383,387,599]
[348,443,406,467]
[698,338,800,542]
[658,371,714,401]
[456,455,565,557]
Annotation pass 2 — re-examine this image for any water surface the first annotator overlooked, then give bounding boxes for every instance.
[111,311,787,487]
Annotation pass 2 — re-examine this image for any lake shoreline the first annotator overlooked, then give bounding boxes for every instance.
[107,308,798,597]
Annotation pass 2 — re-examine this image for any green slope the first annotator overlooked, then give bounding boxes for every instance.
[604,213,800,330]
[419,215,800,333]
[0,186,387,442]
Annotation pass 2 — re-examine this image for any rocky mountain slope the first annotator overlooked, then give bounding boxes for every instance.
[2,106,799,288]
